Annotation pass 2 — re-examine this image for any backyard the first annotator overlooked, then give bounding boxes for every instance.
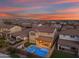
[51,51,77,58]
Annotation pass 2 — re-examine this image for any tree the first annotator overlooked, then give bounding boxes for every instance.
[0,37,7,48]
[7,47,20,58]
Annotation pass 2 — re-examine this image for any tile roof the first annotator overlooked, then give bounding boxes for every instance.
[0,24,15,29]
[59,29,79,36]
[61,25,74,30]
[58,39,79,49]
[0,53,10,58]
[31,27,54,33]
[11,29,31,38]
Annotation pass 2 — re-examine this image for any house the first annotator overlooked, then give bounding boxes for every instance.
[0,53,10,58]
[7,30,29,45]
[29,23,60,44]
[61,24,75,30]
[24,28,58,58]
[29,27,57,43]
[9,26,22,33]
[0,23,25,44]
[24,26,58,57]
[0,24,15,38]
[58,27,79,56]
[0,24,14,32]
[0,24,23,37]
[0,24,24,44]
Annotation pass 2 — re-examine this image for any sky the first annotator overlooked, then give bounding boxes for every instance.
[0,0,79,20]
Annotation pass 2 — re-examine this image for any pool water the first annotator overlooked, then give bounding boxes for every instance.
[25,45,48,57]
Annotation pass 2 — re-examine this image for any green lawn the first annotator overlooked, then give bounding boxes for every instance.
[10,53,20,58]
[51,51,76,58]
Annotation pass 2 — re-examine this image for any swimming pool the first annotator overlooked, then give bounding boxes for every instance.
[25,45,48,57]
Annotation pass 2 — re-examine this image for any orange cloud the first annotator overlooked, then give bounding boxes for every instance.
[0,13,79,20]
[55,8,79,13]
[23,14,79,20]
[0,13,11,17]
[49,0,79,4]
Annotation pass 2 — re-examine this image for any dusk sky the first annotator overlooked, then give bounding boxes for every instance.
[0,0,79,20]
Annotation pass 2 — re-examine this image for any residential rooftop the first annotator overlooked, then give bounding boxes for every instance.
[0,53,10,58]
[60,28,79,36]
[0,24,15,29]
[11,29,31,38]
[58,39,79,49]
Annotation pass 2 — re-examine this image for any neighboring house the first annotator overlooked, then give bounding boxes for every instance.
[0,53,10,58]
[9,26,22,33]
[61,24,75,30]
[0,23,27,45]
[21,22,32,28]
[0,24,14,32]
[0,24,15,38]
[0,24,22,37]
[7,29,30,48]
[0,24,24,44]
[6,34,23,45]
[50,24,62,29]
[58,28,79,56]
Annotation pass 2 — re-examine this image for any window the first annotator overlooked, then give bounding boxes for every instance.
[59,46,64,50]
[70,35,75,38]
[61,48,65,50]
[76,35,79,38]
[30,32,36,36]
[39,40,42,43]
[59,46,61,49]
[71,47,76,50]
[63,34,66,37]
[7,34,10,37]
[59,45,70,50]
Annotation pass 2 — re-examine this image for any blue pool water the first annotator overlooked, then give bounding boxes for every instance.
[25,45,48,57]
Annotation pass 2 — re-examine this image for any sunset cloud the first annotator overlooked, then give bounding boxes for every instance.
[0,6,46,12]
[12,0,48,4]
[0,13,11,17]
[49,0,79,4]
[23,14,79,20]
[55,8,79,13]
[14,0,32,3]
[0,0,79,20]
